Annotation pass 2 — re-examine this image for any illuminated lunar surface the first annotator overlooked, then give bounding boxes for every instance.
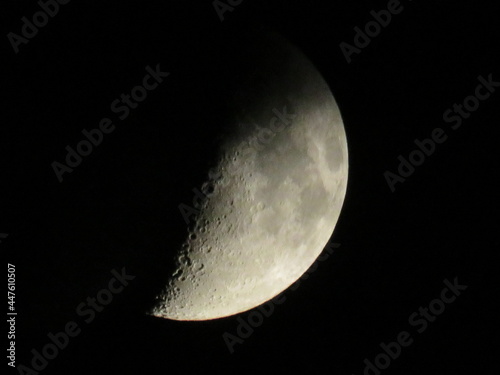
[150,34,348,321]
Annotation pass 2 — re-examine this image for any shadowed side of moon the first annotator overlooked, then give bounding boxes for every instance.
[151,33,348,321]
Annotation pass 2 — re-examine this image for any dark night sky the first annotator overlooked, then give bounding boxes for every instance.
[1,1,498,374]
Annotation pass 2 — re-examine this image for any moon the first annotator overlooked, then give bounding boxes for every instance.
[150,33,348,321]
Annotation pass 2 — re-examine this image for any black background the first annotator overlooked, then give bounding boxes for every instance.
[1,1,498,374]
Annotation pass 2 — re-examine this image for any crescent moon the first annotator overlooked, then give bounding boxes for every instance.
[150,33,348,321]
